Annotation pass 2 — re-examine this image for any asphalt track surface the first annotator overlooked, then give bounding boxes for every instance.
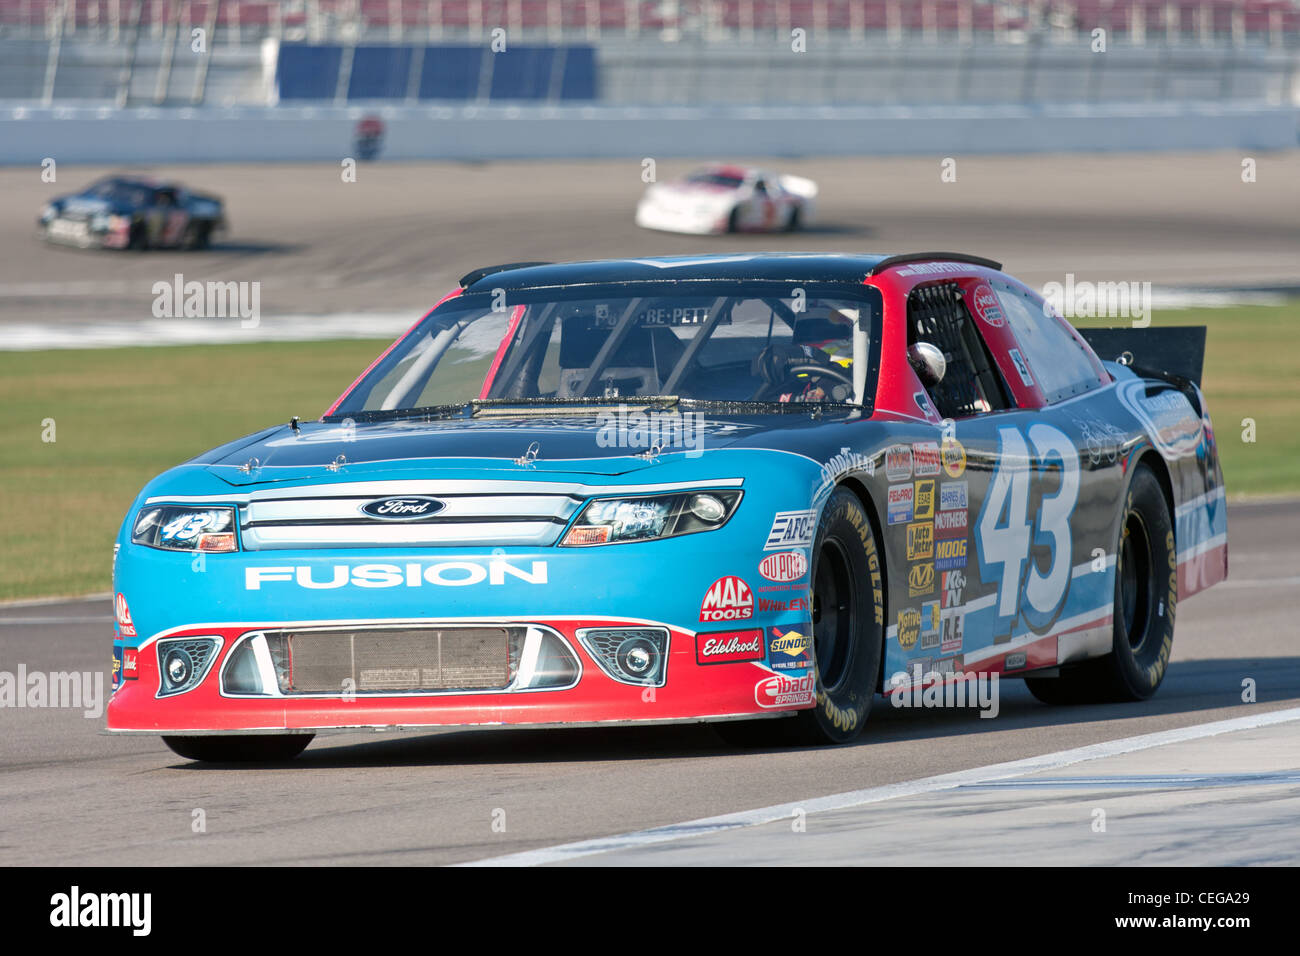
[2,151,1299,328]
[0,500,1296,866]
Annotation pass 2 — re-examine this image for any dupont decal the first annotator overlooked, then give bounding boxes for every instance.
[934,536,968,571]
[758,550,809,583]
[887,484,914,525]
[913,480,936,520]
[939,480,968,512]
[912,441,941,477]
[941,437,966,478]
[906,522,934,561]
[969,283,1005,327]
[755,673,815,709]
[700,575,754,622]
[114,593,137,638]
[884,444,913,482]
[768,628,813,671]
[1007,348,1035,388]
[897,607,921,650]
[696,629,765,665]
[765,510,817,550]
[244,560,548,590]
[1115,379,1204,458]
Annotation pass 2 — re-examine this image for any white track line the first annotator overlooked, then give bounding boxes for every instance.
[461,706,1300,867]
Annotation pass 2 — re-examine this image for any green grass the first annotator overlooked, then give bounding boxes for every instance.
[0,340,389,601]
[1,301,1296,601]
[1072,302,1300,498]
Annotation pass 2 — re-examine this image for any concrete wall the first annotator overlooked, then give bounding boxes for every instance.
[1,102,1295,165]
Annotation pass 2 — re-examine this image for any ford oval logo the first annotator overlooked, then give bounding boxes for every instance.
[360,496,446,520]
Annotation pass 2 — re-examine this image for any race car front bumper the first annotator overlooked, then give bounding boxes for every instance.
[105,615,814,734]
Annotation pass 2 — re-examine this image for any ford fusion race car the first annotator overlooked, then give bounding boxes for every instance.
[38,176,226,250]
[635,165,817,234]
[106,253,1227,762]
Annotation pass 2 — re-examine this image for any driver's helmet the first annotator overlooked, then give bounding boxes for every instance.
[793,306,856,367]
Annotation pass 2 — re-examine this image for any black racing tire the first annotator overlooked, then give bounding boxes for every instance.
[182,221,212,250]
[127,222,149,251]
[714,488,885,747]
[726,207,740,233]
[1025,463,1176,705]
[786,206,802,232]
[163,734,313,763]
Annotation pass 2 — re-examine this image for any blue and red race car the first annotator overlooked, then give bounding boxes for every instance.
[106,253,1227,761]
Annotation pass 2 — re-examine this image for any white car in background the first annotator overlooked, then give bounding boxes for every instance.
[636,164,818,235]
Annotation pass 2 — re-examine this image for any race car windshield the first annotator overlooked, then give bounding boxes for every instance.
[686,172,745,188]
[330,281,882,418]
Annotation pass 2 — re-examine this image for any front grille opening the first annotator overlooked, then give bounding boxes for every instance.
[221,625,580,696]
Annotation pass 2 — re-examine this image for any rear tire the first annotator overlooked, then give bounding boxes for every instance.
[714,488,885,747]
[182,221,211,250]
[1025,463,1175,704]
[785,207,802,232]
[163,734,313,763]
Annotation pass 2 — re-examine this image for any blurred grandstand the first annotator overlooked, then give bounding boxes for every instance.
[1,1,1297,106]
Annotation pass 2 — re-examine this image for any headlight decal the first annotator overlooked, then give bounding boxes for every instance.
[560,490,741,546]
[132,505,239,552]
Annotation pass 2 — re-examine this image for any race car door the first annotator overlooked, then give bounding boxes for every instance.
[902,278,1116,681]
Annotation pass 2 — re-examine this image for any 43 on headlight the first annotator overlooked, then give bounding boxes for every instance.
[132,505,238,552]
[561,491,741,546]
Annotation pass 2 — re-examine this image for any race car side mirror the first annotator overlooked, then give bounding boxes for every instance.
[908,342,947,387]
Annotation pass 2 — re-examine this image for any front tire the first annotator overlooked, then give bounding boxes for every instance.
[715,488,884,747]
[1026,463,1176,704]
[163,734,313,763]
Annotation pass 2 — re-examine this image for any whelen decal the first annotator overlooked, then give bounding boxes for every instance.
[244,560,548,590]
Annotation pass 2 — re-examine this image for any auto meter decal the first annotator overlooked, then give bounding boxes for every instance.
[969,283,1005,327]
[700,576,754,622]
[755,673,815,708]
[696,629,765,665]
[758,550,808,583]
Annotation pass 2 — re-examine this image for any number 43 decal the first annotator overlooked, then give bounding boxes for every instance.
[976,424,1080,635]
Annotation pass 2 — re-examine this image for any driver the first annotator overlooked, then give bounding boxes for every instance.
[753,307,856,402]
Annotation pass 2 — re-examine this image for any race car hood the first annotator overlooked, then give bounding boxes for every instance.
[55,196,131,218]
[200,412,832,485]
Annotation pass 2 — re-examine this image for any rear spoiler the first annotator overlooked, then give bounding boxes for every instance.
[1076,325,1207,388]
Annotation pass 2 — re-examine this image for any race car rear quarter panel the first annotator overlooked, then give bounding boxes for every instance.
[851,373,1226,687]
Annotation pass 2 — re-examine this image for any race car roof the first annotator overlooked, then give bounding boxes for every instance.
[458,253,1002,293]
